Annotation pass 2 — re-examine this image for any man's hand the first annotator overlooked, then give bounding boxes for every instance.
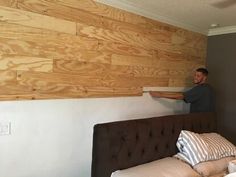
[149,91,184,100]
[149,91,162,97]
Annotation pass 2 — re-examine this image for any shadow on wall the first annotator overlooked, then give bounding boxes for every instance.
[151,97,190,115]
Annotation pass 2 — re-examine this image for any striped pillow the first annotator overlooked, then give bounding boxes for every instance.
[201,133,236,160]
[176,130,236,166]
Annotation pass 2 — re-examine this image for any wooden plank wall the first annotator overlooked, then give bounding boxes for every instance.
[0,0,207,100]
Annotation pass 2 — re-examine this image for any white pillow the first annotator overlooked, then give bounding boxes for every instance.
[228,159,236,173]
[193,156,235,177]
[208,171,227,177]
[176,130,236,166]
[111,157,201,177]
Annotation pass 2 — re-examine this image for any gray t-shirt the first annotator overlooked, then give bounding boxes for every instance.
[183,83,214,113]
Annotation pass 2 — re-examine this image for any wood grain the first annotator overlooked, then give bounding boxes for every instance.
[0,86,142,100]
[98,41,153,58]
[17,71,169,88]
[76,22,173,51]
[0,70,16,86]
[0,0,207,100]
[0,6,76,34]
[0,23,99,61]
[0,55,53,72]
[54,59,169,78]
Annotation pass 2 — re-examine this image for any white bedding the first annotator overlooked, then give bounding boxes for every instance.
[111,157,200,177]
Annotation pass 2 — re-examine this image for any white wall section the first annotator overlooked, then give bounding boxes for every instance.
[0,92,189,177]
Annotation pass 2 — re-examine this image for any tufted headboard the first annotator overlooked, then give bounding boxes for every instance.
[91,112,216,177]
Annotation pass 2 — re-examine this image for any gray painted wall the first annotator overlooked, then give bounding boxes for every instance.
[207,33,236,144]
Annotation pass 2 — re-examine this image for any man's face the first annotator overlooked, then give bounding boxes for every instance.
[193,71,206,84]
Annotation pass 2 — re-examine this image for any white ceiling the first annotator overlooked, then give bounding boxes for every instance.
[96,0,236,35]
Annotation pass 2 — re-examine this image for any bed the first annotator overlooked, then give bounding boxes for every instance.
[91,112,236,177]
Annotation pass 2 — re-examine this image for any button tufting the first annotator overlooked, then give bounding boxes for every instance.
[136,134,139,140]
[161,129,164,135]
[121,136,126,142]
[149,131,153,138]
[155,145,158,151]
[128,152,131,157]
[111,155,117,159]
[166,143,169,149]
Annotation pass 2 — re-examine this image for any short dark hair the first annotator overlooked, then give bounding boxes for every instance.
[196,68,208,76]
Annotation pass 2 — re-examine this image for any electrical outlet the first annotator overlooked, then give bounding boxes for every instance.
[0,122,11,135]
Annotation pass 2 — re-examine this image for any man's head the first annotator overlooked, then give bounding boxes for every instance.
[193,68,208,84]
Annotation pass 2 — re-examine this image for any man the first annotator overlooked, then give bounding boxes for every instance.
[149,68,214,113]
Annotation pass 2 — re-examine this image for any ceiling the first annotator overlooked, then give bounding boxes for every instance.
[96,0,236,35]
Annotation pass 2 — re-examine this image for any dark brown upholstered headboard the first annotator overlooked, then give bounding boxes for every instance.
[91,112,216,177]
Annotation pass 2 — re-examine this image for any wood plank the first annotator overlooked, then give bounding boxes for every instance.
[0,22,59,39]
[72,8,172,45]
[76,22,172,51]
[0,37,100,62]
[0,1,17,7]
[169,77,193,87]
[53,59,169,78]
[34,86,143,98]
[169,69,195,77]
[57,0,144,23]
[53,60,110,76]
[98,41,153,58]
[20,0,149,28]
[156,60,206,84]
[0,22,97,46]
[168,45,206,59]
[0,82,32,95]
[17,71,169,88]
[77,22,205,58]
[110,65,169,78]
[0,0,104,30]
[0,23,99,59]
[0,70,16,85]
[173,29,208,49]
[0,86,142,100]
[0,55,53,72]
[68,50,111,64]
[0,0,177,42]
[56,0,179,33]
[111,54,154,67]
[156,49,205,62]
[153,59,205,70]
[0,6,76,34]
[171,34,207,50]
[0,94,38,101]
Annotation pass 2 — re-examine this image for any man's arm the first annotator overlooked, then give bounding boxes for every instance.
[149,91,184,100]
